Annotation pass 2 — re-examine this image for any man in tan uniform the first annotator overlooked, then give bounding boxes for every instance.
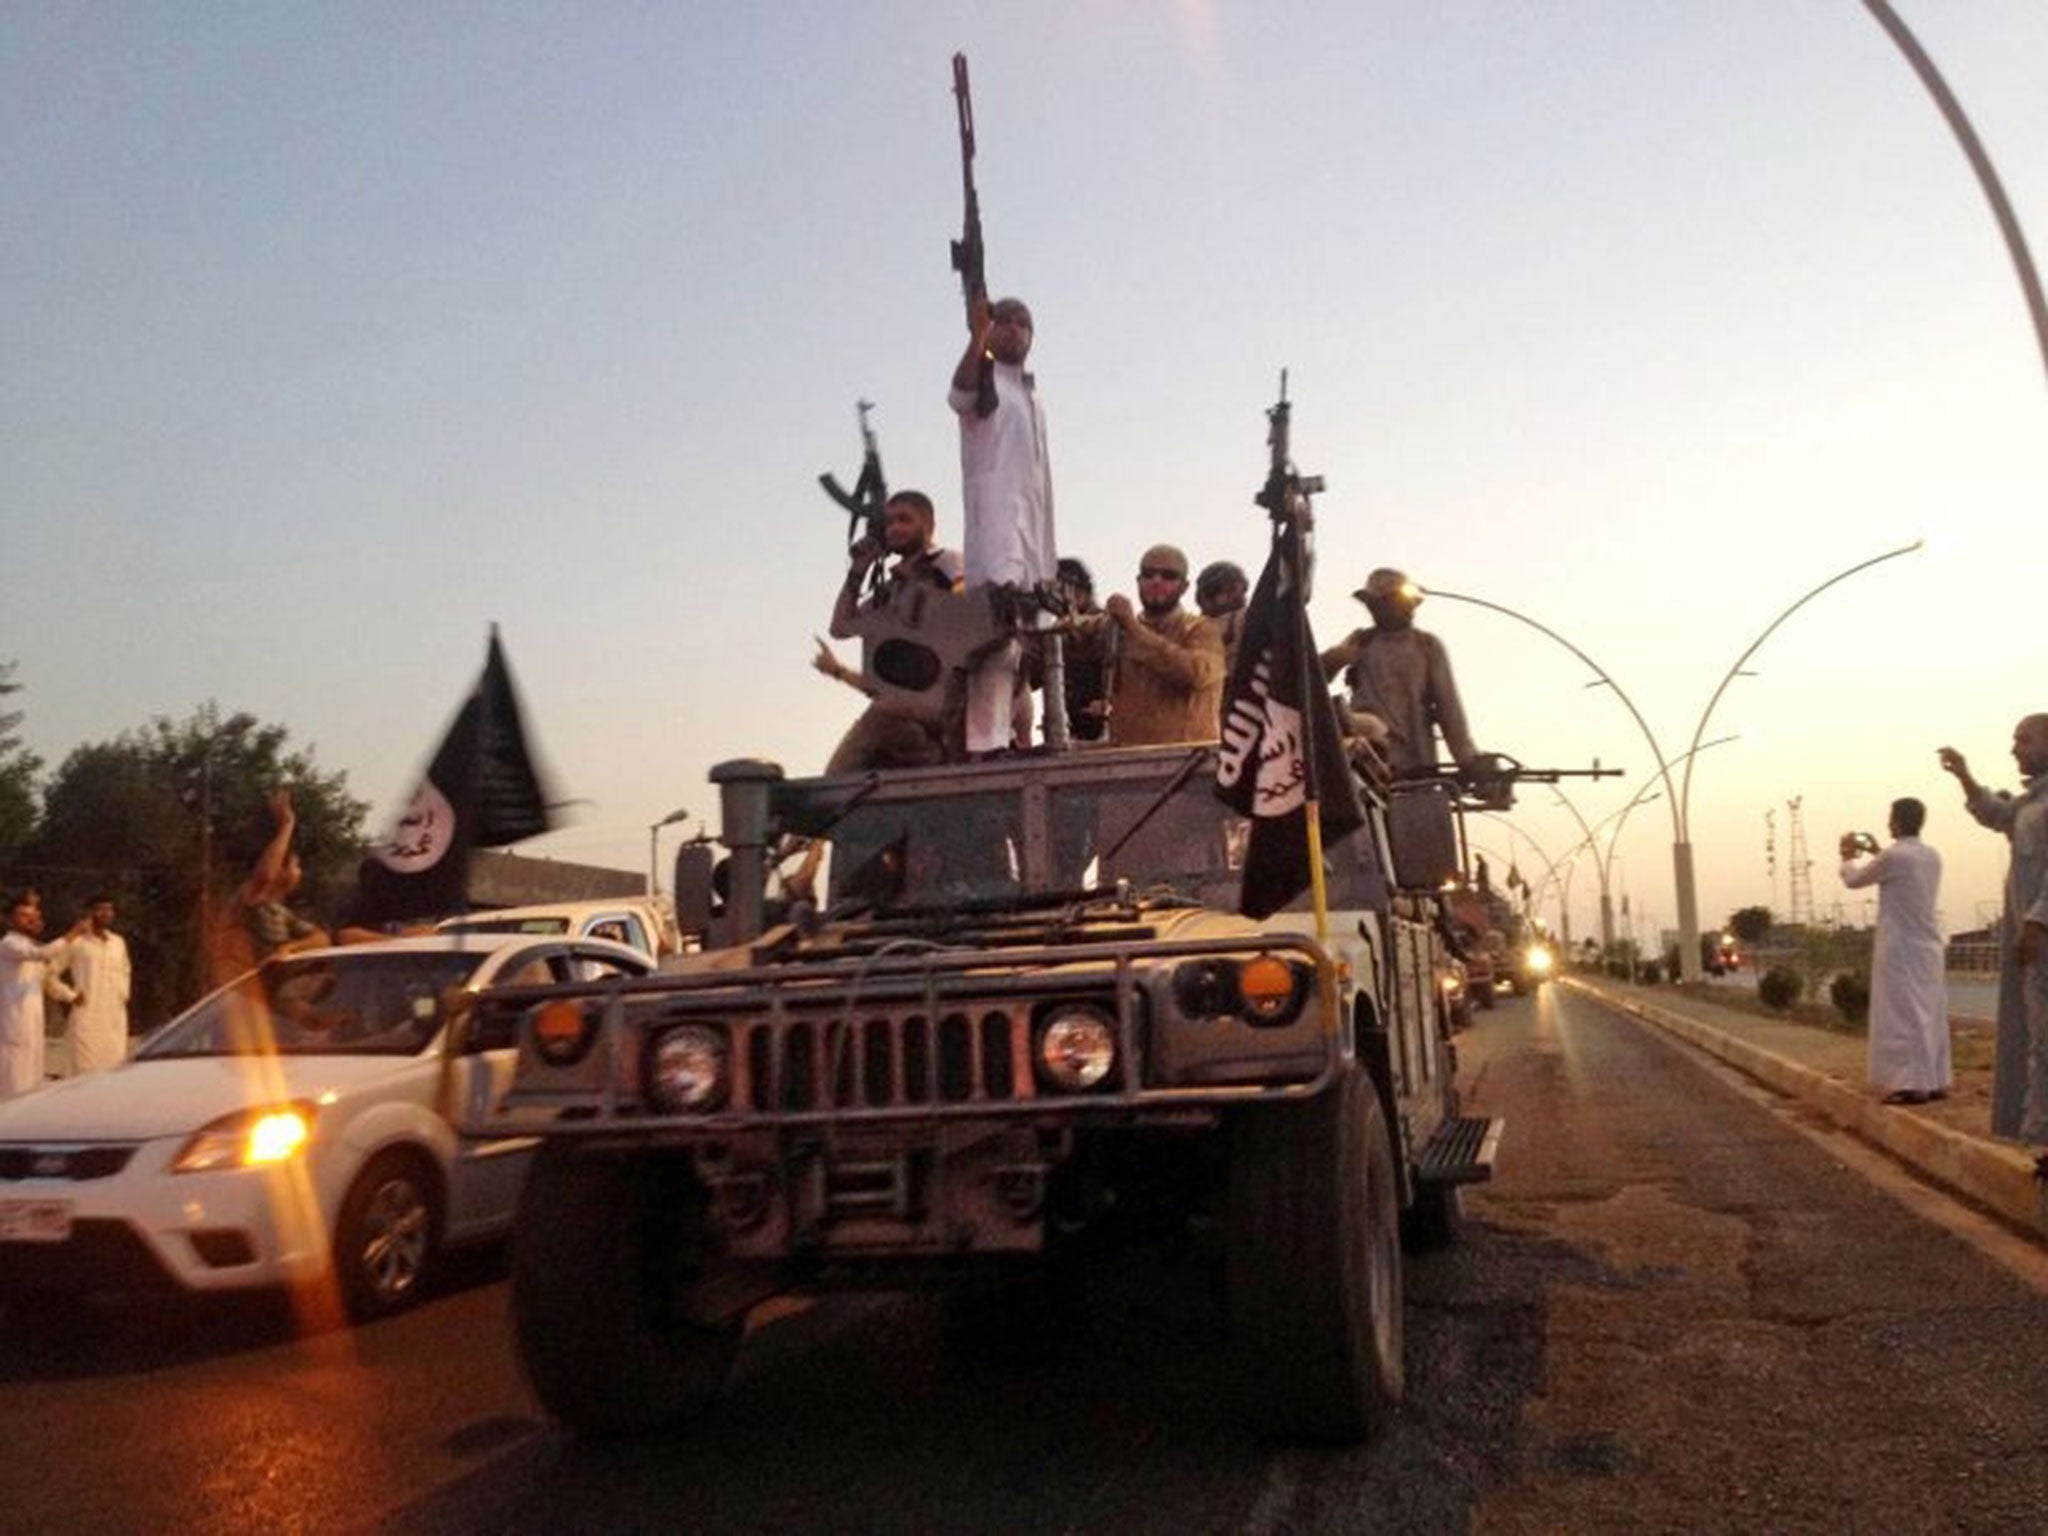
[1090,544,1223,747]
[1320,568,1483,778]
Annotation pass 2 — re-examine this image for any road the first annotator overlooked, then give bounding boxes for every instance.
[2,986,2044,1534]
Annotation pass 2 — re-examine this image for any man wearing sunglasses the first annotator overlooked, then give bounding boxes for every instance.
[1083,544,1223,748]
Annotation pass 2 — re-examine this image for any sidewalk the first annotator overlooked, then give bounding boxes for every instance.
[1563,974,2047,1242]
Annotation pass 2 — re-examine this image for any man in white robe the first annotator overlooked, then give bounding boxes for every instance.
[949,295,1056,756]
[57,896,132,1075]
[1941,715,2048,1145]
[1839,799,1949,1104]
[0,892,88,1097]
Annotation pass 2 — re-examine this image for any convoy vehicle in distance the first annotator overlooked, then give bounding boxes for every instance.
[0,934,650,1319]
[471,744,1501,1442]
[438,897,680,961]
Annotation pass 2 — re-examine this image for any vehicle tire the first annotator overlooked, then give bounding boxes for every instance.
[334,1149,444,1322]
[512,1143,739,1437]
[1474,980,1497,1011]
[1225,1065,1404,1443]
[1401,1178,1464,1252]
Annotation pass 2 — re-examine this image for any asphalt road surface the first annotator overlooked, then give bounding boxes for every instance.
[2,986,2044,1534]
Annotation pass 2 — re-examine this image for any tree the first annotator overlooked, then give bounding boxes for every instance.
[1726,906,1774,945]
[26,704,368,1026]
[0,662,40,862]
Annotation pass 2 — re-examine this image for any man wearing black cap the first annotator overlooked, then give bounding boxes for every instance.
[1319,568,1482,777]
[1195,561,1249,675]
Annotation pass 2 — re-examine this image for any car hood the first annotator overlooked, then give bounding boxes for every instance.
[0,1054,425,1142]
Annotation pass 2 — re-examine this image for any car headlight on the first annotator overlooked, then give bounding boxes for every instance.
[1037,1008,1116,1091]
[171,1103,315,1173]
[1440,970,1464,996]
[647,1024,727,1112]
[1523,946,1554,976]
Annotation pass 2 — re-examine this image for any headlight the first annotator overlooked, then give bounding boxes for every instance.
[1440,971,1464,996]
[1037,1008,1115,1091]
[531,998,599,1066]
[647,1024,727,1111]
[1523,946,1554,976]
[1170,956,1310,1027]
[172,1104,315,1173]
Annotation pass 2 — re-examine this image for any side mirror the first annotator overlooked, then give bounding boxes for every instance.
[1386,786,1459,891]
[674,842,718,938]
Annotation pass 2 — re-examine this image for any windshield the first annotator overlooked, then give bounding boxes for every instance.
[830,790,1026,910]
[441,916,571,935]
[138,952,490,1059]
[815,763,1379,915]
[1049,776,1249,905]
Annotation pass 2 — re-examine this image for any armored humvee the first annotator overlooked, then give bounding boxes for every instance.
[467,742,1500,1443]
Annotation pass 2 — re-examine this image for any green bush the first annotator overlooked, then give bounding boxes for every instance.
[1758,966,1803,1011]
[1829,971,1871,1024]
[1640,959,1664,984]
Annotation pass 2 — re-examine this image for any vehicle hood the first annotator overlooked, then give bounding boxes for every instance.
[0,1054,424,1142]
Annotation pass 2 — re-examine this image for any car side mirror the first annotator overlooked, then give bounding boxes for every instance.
[675,842,717,938]
[1386,785,1459,891]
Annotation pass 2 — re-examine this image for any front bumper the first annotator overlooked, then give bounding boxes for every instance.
[0,1137,333,1297]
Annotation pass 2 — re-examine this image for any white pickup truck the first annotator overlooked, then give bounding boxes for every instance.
[437,898,680,962]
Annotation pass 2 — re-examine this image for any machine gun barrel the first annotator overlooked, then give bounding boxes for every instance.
[1393,756,1624,790]
[949,52,998,419]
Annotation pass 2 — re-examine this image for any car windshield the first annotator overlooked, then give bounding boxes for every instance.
[441,916,571,935]
[829,790,1027,910]
[138,952,490,1059]
[814,762,1378,914]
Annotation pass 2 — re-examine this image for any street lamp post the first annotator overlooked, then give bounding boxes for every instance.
[1425,541,1920,986]
[1553,735,1737,955]
[648,807,691,896]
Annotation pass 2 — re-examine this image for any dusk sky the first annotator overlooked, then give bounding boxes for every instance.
[6,3,2043,946]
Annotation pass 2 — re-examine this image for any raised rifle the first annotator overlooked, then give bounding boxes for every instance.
[1253,368,1325,531]
[949,52,998,419]
[817,399,889,596]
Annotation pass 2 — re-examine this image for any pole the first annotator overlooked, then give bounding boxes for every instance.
[1862,0,2048,389]
[648,808,690,897]
[1673,542,1921,983]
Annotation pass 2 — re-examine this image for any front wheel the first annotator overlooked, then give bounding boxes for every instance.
[334,1150,443,1322]
[1225,1066,1404,1443]
[512,1144,740,1436]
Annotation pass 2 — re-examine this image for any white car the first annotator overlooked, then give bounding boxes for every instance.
[437,897,679,960]
[0,934,650,1320]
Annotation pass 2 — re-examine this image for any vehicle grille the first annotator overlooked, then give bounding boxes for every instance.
[0,1146,138,1182]
[735,1008,1035,1112]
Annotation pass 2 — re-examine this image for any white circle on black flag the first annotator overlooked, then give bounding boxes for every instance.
[373,780,458,873]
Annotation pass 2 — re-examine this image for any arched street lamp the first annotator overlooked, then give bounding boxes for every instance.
[1427,539,1920,985]
[1862,0,2048,388]
[648,806,691,896]
[1554,736,1737,954]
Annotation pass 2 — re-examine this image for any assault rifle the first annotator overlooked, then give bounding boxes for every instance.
[817,399,889,597]
[1253,369,1325,530]
[948,52,998,419]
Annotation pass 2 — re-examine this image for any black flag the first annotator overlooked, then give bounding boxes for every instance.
[1214,520,1363,919]
[351,628,554,925]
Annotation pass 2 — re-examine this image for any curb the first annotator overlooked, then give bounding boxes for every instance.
[1563,976,2047,1241]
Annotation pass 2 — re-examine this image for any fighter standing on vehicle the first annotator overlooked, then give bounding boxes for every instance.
[946,54,1061,755]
